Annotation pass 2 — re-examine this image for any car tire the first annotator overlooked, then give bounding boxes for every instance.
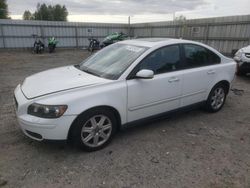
[71,108,117,151]
[205,84,227,113]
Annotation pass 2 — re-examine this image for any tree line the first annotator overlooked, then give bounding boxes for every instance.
[0,1,68,21]
[23,3,68,21]
[0,0,9,19]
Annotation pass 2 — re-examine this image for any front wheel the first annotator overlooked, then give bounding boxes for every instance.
[205,84,227,113]
[88,42,94,52]
[71,109,117,151]
[48,44,55,53]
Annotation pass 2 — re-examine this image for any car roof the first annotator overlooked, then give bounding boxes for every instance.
[119,38,225,58]
[119,38,192,48]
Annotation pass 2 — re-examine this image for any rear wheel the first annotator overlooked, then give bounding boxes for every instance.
[205,84,227,112]
[71,109,117,151]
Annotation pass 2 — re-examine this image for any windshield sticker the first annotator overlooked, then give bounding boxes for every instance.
[126,46,143,53]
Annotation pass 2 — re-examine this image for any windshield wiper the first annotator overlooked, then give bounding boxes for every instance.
[80,66,100,77]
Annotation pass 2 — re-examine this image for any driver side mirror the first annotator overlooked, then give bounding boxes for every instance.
[135,69,154,79]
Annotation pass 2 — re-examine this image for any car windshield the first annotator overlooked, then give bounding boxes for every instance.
[79,43,148,80]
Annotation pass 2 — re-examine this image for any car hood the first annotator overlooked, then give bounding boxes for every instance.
[21,65,108,99]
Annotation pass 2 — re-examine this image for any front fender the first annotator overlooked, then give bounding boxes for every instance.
[34,81,128,124]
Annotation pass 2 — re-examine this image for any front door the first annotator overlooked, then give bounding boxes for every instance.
[126,44,183,122]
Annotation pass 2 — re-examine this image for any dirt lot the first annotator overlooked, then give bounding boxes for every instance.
[0,49,250,188]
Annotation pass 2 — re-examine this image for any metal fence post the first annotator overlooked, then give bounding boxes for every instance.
[0,24,6,48]
[205,23,210,44]
[174,25,178,38]
[128,16,131,37]
[40,26,45,44]
[181,21,186,39]
[75,26,78,48]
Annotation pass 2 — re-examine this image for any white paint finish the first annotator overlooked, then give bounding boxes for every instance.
[180,65,217,107]
[14,84,77,140]
[14,38,236,141]
[135,69,154,79]
[21,65,109,99]
[127,71,182,122]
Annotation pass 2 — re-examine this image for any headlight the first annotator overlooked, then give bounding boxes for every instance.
[28,103,67,118]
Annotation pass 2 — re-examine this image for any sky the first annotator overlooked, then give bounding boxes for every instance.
[8,0,250,23]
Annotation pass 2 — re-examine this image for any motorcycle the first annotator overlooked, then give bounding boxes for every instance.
[48,37,58,53]
[87,38,100,52]
[101,32,128,48]
[87,32,129,52]
[32,34,44,54]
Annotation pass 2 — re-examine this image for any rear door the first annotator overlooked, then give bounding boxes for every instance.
[180,44,221,107]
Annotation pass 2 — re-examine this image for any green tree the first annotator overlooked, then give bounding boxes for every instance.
[23,10,33,20]
[0,0,9,19]
[174,15,186,22]
[30,3,68,21]
[53,5,68,21]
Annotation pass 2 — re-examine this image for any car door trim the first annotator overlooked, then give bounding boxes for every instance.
[128,90,206,111]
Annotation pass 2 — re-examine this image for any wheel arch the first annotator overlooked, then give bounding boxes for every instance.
[207,80,231,100]
[214,80,230,94]
[67,105,121,140]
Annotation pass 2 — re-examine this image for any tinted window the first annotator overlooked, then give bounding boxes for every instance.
[137,45,181,75]
[183,44,220,68]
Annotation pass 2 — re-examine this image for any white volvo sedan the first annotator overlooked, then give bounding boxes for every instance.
[14,38,236,151]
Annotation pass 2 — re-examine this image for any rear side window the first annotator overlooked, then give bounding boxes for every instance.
[136,45,181,75]
[183,44,220,69]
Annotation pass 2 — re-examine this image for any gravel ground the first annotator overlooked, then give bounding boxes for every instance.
[0,49,250,188]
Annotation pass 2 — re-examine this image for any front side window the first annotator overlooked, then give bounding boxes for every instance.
[136,45,181,75]
[79,43,148,80]
[183,44,220,69]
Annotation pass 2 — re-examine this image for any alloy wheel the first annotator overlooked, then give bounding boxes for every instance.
[81,115,112,148]
[210,87,225,110]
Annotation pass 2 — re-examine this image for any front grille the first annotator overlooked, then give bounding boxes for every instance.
[245,53,250,58]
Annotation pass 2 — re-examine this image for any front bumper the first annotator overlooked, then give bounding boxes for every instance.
[17,114,76,141]
[239,62,250,73]
[14,84,76,141]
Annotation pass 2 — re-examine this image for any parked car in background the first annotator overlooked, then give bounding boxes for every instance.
[14,38,236,151]
[234,45,250,76]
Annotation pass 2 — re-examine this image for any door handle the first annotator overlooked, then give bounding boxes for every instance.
[168,77,180,83]
[207,70,215,75]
